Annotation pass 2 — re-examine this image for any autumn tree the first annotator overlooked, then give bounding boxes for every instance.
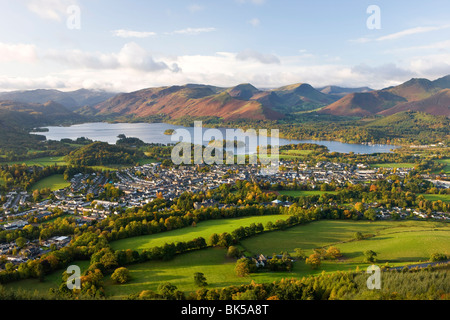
[305,253,322,270]
[325,246,342,260]
[235,258,255,277]
[227,246,241,259]
[111,267,130,284]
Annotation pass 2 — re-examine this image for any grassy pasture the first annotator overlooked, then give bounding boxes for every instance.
[1,156,68,167]
[370,163,415,169]
[278,190,338,197]
[3,220,450,299]
[419,194,450,202]
[109,214,291,252]
[30,174,70,191]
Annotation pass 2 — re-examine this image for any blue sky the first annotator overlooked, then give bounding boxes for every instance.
[1,0,450,92]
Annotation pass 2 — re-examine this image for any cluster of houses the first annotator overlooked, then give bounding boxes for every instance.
[2,191,28,211]
[0,157,448,270]
[0,235,72,268]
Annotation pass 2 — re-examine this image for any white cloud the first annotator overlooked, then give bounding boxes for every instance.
[351,25,450,43]
[408,53,450,78]
[2,41,450,92]
[236,49,280,64]
[0,42,38,63]
[248,18,260,27]
[112,29,157,38]
[44,42,176,73]
[170,27,216,35]
[377,25,450,41]
[0,75,67,90]
[116,42,171,72]
[26,0,79,21]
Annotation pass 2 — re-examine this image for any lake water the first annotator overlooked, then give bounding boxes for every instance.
[33,122,400,154]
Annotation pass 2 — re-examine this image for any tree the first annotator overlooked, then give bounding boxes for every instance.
[15,237,27,249]
[430,252,447,262]
[111,267,130,284]
[325,246,342,260]
[217,232,233,247]
[226,246,241,259]
[157,282,178,300]
[305,253,321,270]
[209,233,219,246]
[364,250,377,263]
[294,248,306,260]
[354,202,364,212]
[364,208,377,221]
[193,272,208,287]
[235,258,254,277]
[354,232,364,241]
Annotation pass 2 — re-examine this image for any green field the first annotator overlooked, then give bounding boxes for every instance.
[110,214,291,252]
[1,156,156,171]
[278,190,338,197]
[31,174,71,191]
[1,156,68,167]
[278,150,313,159]
[370,163,416,169]
[419,194,450,202]
[241,220,450,261]
[1,260,90,294]
[3,220,450,299]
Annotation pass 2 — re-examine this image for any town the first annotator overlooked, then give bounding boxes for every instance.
[0,158,448,269]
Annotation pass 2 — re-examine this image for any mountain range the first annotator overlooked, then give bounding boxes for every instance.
[0,89,116,112]
[318,76,450,117]
[90,82,377,120]
[0,75,449,122]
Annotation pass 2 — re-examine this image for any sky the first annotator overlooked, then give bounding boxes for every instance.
[1,0,450,92]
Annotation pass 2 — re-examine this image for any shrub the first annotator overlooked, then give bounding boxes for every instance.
[111,267,130,284]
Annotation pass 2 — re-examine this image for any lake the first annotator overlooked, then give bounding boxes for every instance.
[33,122,400,154]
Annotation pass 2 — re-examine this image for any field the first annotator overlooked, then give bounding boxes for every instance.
[278,190,338,197]
[30,174,70,191]
[0,155,156,171]
[1,156,68,167]
[278,150,313,159]
[109,214,291,252]
[419,194,450,202]
[370,163,416,168]
[1,260,90,294]
[4,219,449,299]
[240,220,450,261]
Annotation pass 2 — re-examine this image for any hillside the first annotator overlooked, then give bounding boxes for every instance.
[363,111,450,142]
[384,78,440,102]
[318,91,406,117]
[0,100,84,128]
[270,83,337,113]
[379,89,450,116]
[0,100,84,151]
[65,141,143,166]
[319,75,450,117]
[0,89,116,112]
[93,84,284,121]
